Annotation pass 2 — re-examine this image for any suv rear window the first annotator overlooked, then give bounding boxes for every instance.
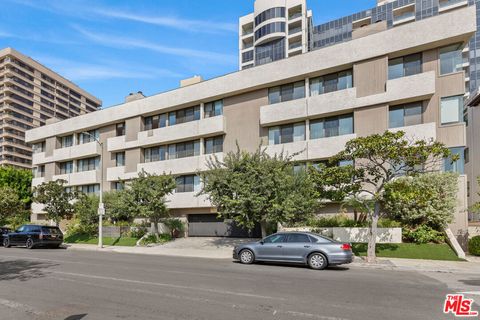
[41,227,62,235]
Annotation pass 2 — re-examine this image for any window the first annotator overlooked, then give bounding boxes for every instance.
[254,22,286,41]
[440,95,463,125]
[175,175,200,193]
[169,106,200,125]
[464,148,469,164]
[77,157,99,172]
[287,233,311,243]
[268,122,305,145]
[204,100,223,118]
[310,70,353,96]
[263,234,286,243]
[168,140,200,159]
[115,152,125,167]
[61,135,73,148]
[59,161,73,174]
[144,113,167,130]
[33,165,45,178]
[254,7,285,26]
[389,102,423,128]
[439,44,463,75]
[388,53,422,80]
[116,123,125,136]
[144,145,166,163]
[268,81,305,104]
[204,136,223,154]
[293,163,306,173]
[78,129,99,144]
[310,114,353,139]
[32,142,45,153]
[80,184,100,195]
[444,147,465,174]
[112,182,124,190]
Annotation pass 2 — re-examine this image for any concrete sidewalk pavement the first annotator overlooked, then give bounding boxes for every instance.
[65,237,480,275]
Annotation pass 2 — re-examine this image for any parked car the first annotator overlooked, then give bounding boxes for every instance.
[233,232,353,270]
[3,225,63,249]
[1,227,11,235]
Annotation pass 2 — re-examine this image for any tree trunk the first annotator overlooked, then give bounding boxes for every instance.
[260,220,267,238]
[353,209,358,222]
[152,218,159,237]
[366,202,380,263]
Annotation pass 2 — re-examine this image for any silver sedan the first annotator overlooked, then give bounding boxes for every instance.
[233,232,353,270]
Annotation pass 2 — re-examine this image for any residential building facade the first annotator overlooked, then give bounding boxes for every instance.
[0,48,101,169]
[27,4,474,241]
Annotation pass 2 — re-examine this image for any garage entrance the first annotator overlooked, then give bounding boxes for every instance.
[188,214,261,238]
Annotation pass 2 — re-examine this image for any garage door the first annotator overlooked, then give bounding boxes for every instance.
[188,214,261,238]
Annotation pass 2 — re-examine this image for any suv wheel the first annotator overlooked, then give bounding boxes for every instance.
[26,238,34,249]
[308,253,328,270]
[3,238,10,248]
[239,249,255,264]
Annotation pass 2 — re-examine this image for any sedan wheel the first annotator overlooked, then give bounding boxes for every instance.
[239,249,254,264]
[308,253,328,270]
[26,238,34,249]
[3,238,10,248]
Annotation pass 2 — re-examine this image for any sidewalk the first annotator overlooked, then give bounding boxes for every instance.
[65,239,480,274]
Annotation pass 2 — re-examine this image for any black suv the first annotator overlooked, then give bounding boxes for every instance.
[3,225,63,249]
[1,227,11,235]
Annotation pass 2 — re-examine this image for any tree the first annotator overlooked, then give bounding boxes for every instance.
[200,146,319,238]
[310,131,452,262]
[103,190,136,223]
[0,187,24,225]
[33,180,77,226]
[73,193,99,235]
[0,166,33,208]
[124,171,176,236]
[383,172,458,229]
[471,177,480,216]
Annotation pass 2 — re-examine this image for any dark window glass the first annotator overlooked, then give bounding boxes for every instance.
[388,53,422,80]
[263,234,286,243]
[310,114,354,139]
[175,175,200,193]
[116,123,125,136]
[287,234,311,243]
[388,102,423,128]
[204,136,223,154]
[268,81,305,104]
[268,122,305,145]
[204,100,223,118]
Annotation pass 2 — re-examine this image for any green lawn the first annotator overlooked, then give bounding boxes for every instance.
[64,234,138,247]
[352,243,463,261]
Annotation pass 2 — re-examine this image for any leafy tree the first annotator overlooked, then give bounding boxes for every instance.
[123,171,176,236]
[73,193,99,235]
[383,172,458,229]
[310,131,452,262]
[0,187,24,225]
[104,190,136,223]
[33,180,77,226]
[200,147,319,238]
[0,166,33,208]
[471,177,480,216]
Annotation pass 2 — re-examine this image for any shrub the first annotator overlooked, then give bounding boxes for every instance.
[468,236,480,256]
[139,233,172,246]
[164,218,185,238]
[128,225,148,239]
[303,215,369,228]
[402,225,445,244]
[65,217,97,237]
[377,219,402,228]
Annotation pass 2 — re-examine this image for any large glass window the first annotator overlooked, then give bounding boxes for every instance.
[389,102,423,128]
[310,70,353,96]
[77,157,99,172]
[80,184,100,195]
[115,152,125,167]
[310,114,354,139]
[59,161,73,174]
[388,53,422,80]
[144,113,167,130]
[116,123,125,136]
[168,106,200,126]
[204,136,224,154]
[144,146,166,163]
[61,135,73,148]
[439,44,463,75]
[175,175,200,193]
[440,95,463,125]
[32,142,45,153]
[268,122,305,145]
[444,147,465,174]
[268,81,305,104]
[254,22,286,41]
[254,7,285,26]
[204,100,223,118]
[78,129,99,144]
[168,140,201,159]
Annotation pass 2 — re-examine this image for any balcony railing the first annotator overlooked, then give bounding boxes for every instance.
[439,0,467,8]
[289,42,302,50]
[289,12,302,20]
[289,26,302,35]
[393,11,415,23]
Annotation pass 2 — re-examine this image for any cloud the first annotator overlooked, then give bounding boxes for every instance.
[72,25,236,65]
[34,55,183,81]
[92,9,237,34]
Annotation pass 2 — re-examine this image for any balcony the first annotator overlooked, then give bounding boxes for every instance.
[264,141,308,161]
[389,122,436,143]
[53,142,101,163]
[260,71,436,126]
[167,192,212,209]
[106,166,126,182]
[53,170,101,187]
[107,116,225,152]
[439,0,468,12]
[138,153,223,176]
[308,134,357,160]
[32,177,45,187]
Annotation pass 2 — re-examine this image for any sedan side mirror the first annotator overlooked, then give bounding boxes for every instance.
[259,241,264,245]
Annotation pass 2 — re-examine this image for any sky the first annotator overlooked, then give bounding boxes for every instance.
[0,0,376,108]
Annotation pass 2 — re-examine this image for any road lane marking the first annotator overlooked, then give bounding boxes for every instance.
[52,271,286,301]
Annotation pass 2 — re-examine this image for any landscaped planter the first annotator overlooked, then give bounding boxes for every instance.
[279,226,402,244]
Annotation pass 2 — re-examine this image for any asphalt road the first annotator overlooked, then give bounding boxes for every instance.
[0,247,473,320]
